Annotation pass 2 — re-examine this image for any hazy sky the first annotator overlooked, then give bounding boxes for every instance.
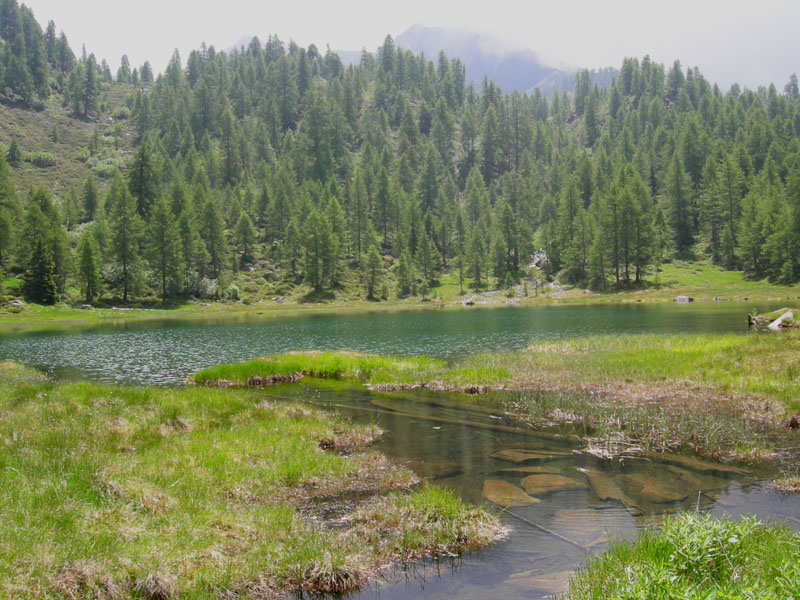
[22,0,799,90]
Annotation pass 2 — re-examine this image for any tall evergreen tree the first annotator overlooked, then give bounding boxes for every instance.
[111,187,142,303]
[147,196,184,299]
[25,238,58,304]
[77,231,101,303]
[128,140,160,218]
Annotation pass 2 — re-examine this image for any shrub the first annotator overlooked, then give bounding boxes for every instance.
[112,106,131,120]
[224,284,239,301]
[25,152,57,168]
[185,273,216,299]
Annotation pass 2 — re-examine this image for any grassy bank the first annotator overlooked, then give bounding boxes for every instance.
[195,333,800,460]
[550,259,800,304]
[456,332,800,413]
[0,363,505,598]
[566,513,800,599]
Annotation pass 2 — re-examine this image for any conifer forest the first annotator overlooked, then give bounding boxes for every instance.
[2,0,800,305]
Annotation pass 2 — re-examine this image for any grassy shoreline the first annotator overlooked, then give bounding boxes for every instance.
[0,363,505,598]
[3,258,800,330]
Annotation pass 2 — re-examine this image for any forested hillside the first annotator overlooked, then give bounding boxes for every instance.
[2,0,800,305]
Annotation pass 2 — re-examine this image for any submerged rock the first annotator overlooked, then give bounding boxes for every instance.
[395,459,462,480]
[498,465,564,475]
[482,480,539,507]
[639,451,749,475]
[618,473,691,503]
[506,570,571,595]
[552,508,620,541]
[491,449,571,463]
[579,467,642,515]
[666,465,731,491]
[520,474,587,496]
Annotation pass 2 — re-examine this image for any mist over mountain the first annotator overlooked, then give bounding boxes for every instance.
[393,24,616,94]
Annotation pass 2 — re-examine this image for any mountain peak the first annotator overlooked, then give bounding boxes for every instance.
[394,25,557,93]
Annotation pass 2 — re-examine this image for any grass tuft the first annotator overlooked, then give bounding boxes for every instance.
[566,513,800,599]
[134,572,176,600]
[51,562,122,600]
[772,473,800,493]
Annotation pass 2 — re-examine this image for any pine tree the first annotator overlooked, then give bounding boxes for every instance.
[200,197,228,279]
[284,218,302,281]
[82,174,99,221]
[481,104,499,184]
[25,238,58,304]
[128,140,160,218]
[147,196,184,299]
[667,152,693,254]
[77,231,101,303]
[303,209,334,290]
[111,187,142,303]
[82,54,99,117]
[5,139,21,166]
[0,150,18,269]
[349,169,369,260]
[468,228,485,288]
[235,211,257,267]
[365,244,383,300]
[396,249,415,297]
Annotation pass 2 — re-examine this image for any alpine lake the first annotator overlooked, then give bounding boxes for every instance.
[3,301,799,599]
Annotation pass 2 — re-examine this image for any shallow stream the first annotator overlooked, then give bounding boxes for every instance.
[277,383,799,599]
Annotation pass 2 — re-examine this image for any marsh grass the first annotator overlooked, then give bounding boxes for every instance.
[496,388,782,460]
[458,332,800,412]
[0,363,503,598]
[566,513,800,599]
[772,473,800,493]
[191,351,447,386]
[205,331,800,460]
[452,332,800,457]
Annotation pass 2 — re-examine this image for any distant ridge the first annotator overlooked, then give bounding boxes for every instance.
[395,24,557,93]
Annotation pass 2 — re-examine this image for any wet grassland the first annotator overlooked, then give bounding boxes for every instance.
[190,338,800,599]
[0,362,505,599]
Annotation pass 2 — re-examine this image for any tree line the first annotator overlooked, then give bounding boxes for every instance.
[2,0,800,305]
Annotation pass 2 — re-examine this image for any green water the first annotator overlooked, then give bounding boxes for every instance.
[0,301,783,385]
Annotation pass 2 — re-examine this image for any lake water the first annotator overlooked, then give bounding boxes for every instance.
[0,301,784,385]
[1,301,797,599]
